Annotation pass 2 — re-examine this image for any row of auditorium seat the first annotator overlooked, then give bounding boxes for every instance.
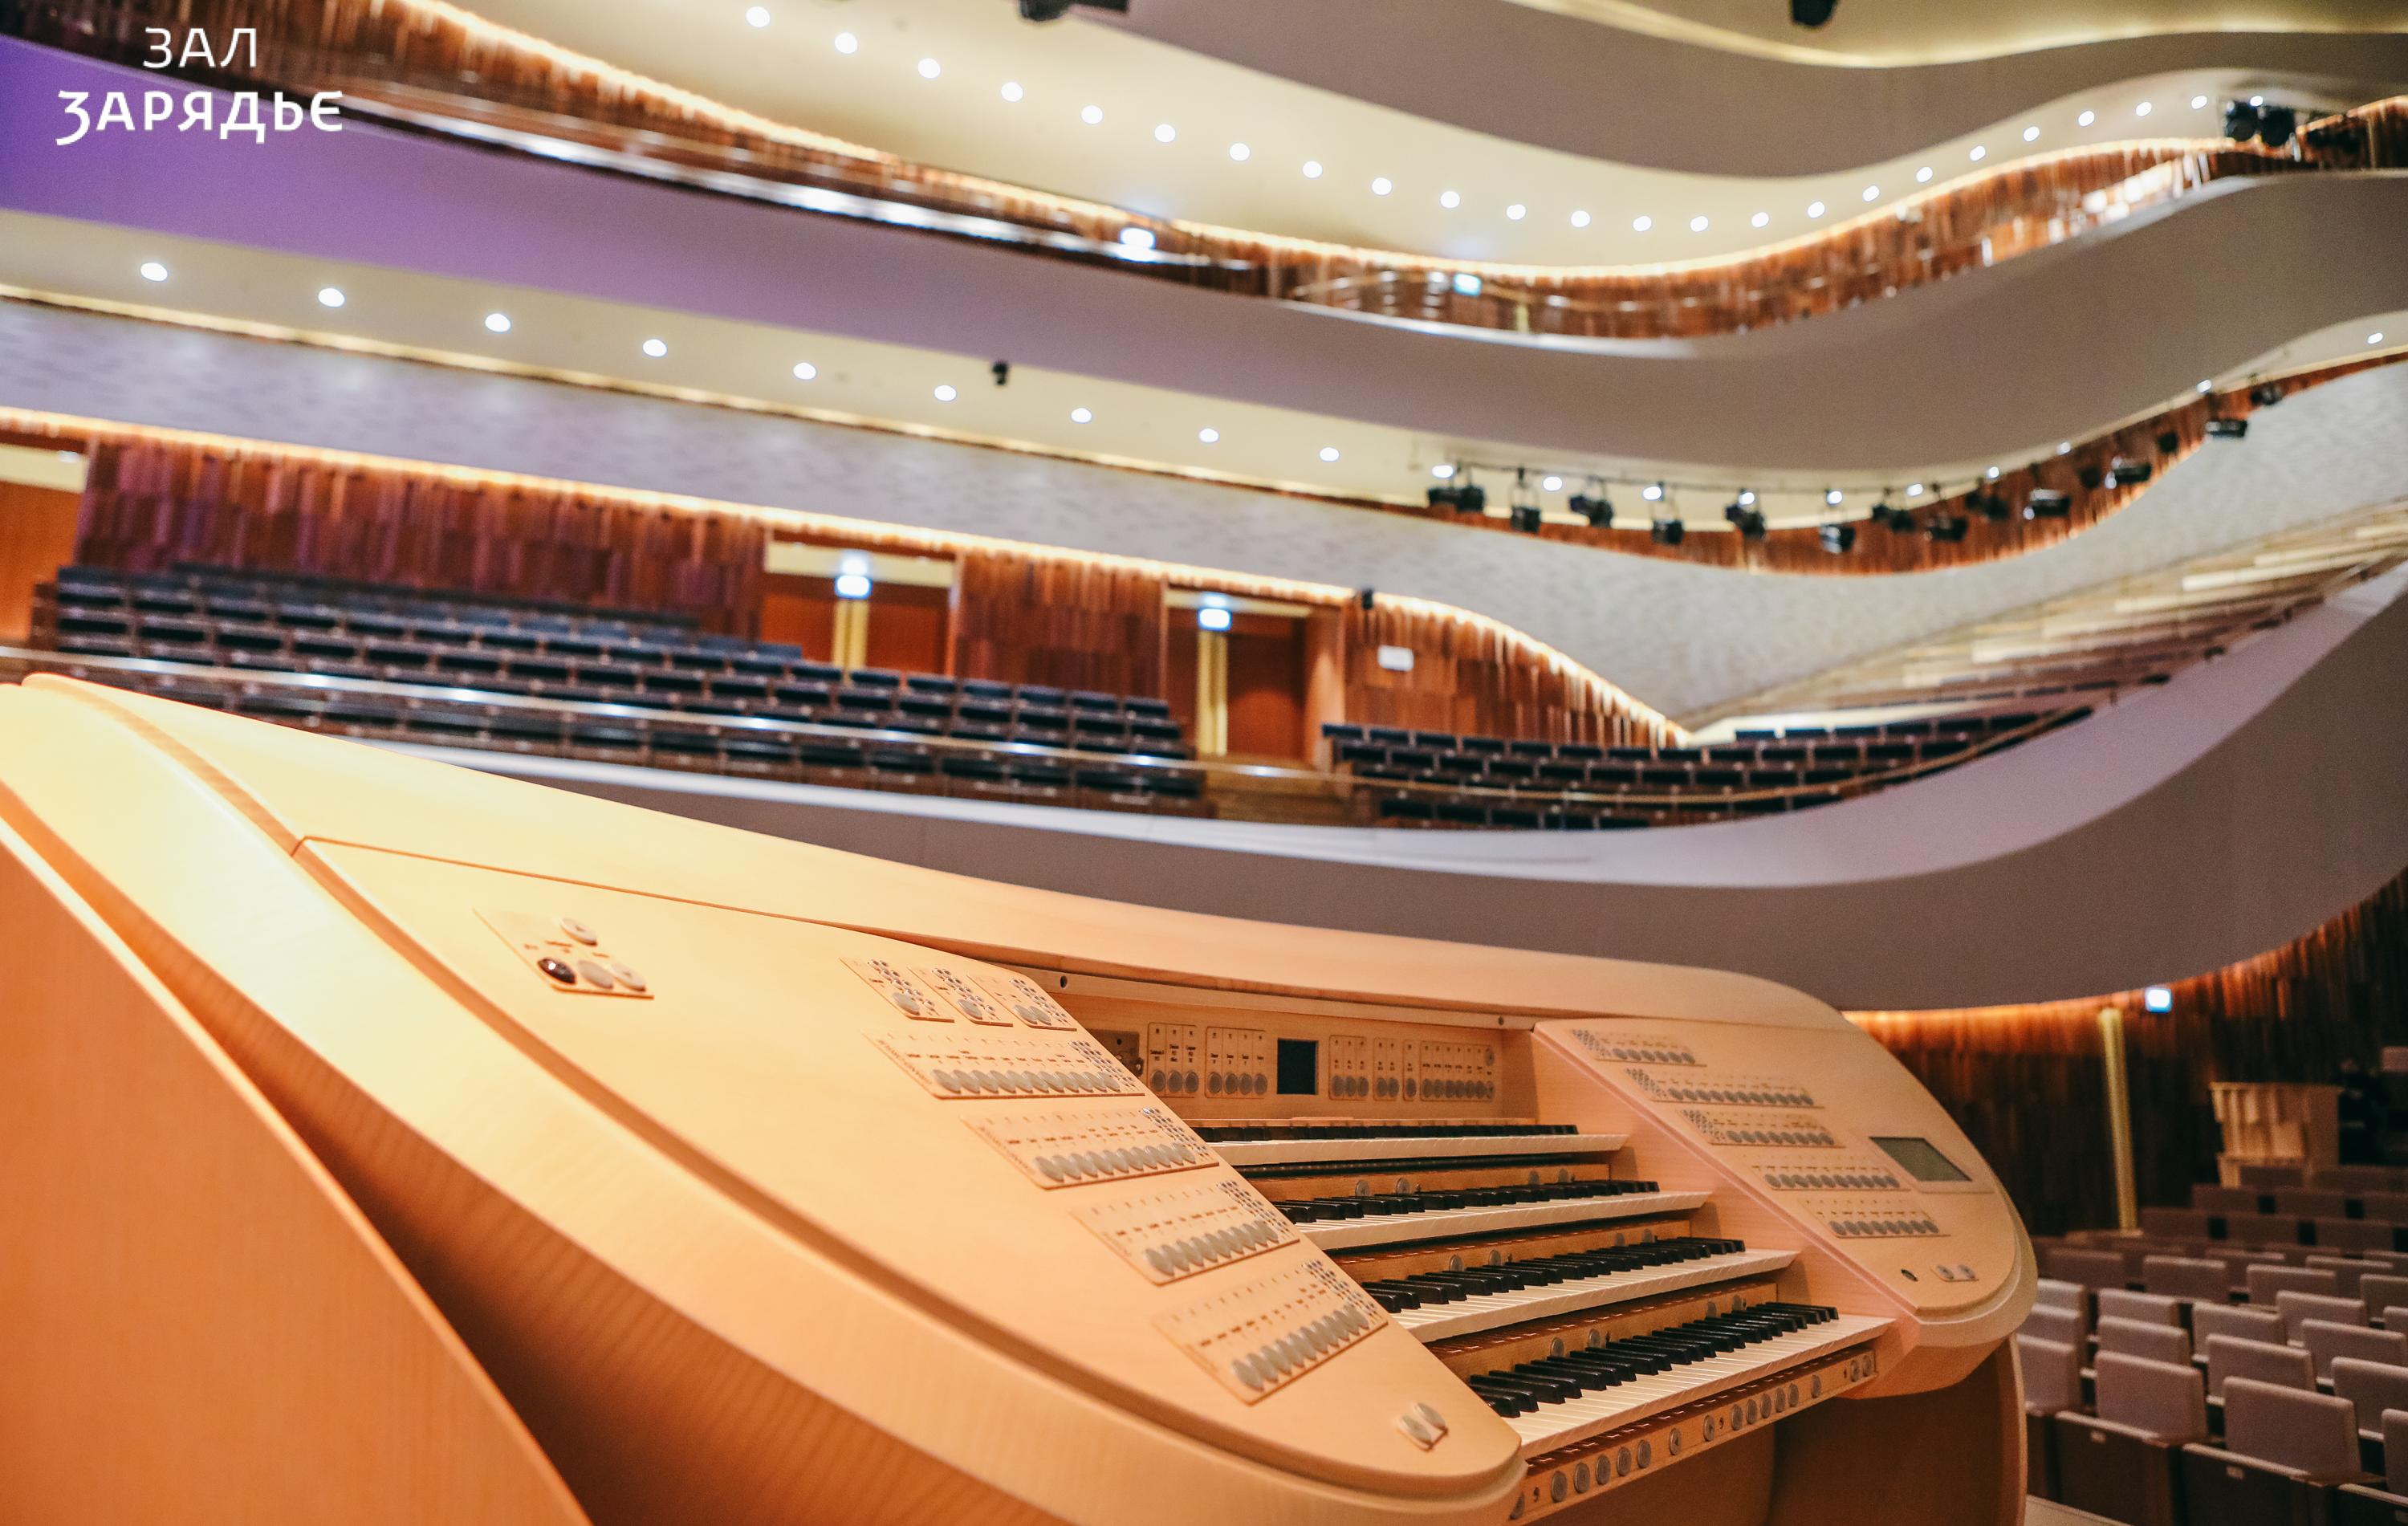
[35,566,1189,758]
[1322,709,2077,824]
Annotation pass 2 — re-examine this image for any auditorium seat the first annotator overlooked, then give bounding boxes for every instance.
[2254,1266,2347,1304]
[2304,1320,2408,1382]
[2144,1207,2217,1239]
[2099,1316,2193,1365]
[2149,1255,2237,1302]
[2182,1377,2373,1525]
[2049,1246,2133,1292]
[2195,1304,2288,1351]
[2278,1292,2371,1345]
[2280,1190,2357,1221]
[2055,1352,2210,1526]
[2019,1334,2085,1500]
[2101,1289,2186,1328]
[2336,1411,2408,1523]
[2197,1184,2266,1216]
[2332,1360,2408,1472]
[2025,1304,2089,1348]
[2323,1220,2403,1255]
[2207,1336,2316,1402]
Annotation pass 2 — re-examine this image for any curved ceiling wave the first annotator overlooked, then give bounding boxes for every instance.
[1104,0,2408,176]
[10,0,2402,290]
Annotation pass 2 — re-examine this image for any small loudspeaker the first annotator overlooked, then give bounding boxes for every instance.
[2206,418,2249,440]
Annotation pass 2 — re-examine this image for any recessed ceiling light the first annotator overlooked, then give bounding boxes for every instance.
[917,58,941,79]
[2135,101,2152,116]
[1228,142,1250,161]
[1000,81,1023,102]
[1631,215,1652,232]
[1805,201,1825,218]
[2077,110,2095,127]
[744,6,770,26]
[1153,122,1176,142]
[1914,165,1933,183]
[2057,441,2071,454]
[1507,203,1527,221]
[1984,466,2001,479]
[1750,210,1769,227]
[933,384,958,402]
[1688,214,1708,232]
[1430,463,1455,479]
[642,338,668,358]
[139,261,168,282]
[1070,406,1092,423]
[2196,378,2213,392]
[1198,428,1219,443]
[2022,125,2040,141]
[1301,160,1322,178]
[1117,226,1156,250]
[1541,474,1563,491]
[1370,177,1393,196]
[1970,145,1987,161]
[483,311,511,333]
[1907,482,1925,496]
[315,286,345,308]
[1570,210,1590,228]
[1439,189,1460,209]
[833,31,856,53]
[791,360,817,380]
[2371,332,2387,345]
[1080,104,1102,124]
[1863,185,1881,202]
[2191,95,2209,109]
[1319,446,1340,462]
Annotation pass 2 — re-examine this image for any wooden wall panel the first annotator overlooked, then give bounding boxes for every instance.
[1856,866,2408,1237]
[867,584,951,677]
[74,442,764,633]
[949,551,1168,698]
[1340,602,1666,747]
[0,480,82,642]
[1223,614,1306,761]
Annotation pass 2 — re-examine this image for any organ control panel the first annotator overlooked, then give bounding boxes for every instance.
[0,675,2036,1526]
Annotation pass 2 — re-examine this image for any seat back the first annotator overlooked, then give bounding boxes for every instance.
[2034,1277,2089,1314]
[2278,1189,2354,1220]
[2278,1290,2371,1344]
[2022,1304,2086,1347]
[2095,1352,2211,1442]
[2047,1246,2130,1291]
[2223,1376,2365,1479]
[2097,1316,2191,1365]
[2330,1358,2408,1442]
[2016,1333,2084,1414]
[2099,1288,2184,1327]
[2316,1219,2398,1255]
[2239,1163,2307,1190]
[2140,1207,2214,1240]
[2362,1275,2408,1316]
[2304,1319,2408,1381]
[2363,1193,2408,1227]
[2250,1264,2343,1304]
[2390,1410,2408,1494]
[2145,1255,2233,1303]
[2310,1255,2380,1296]
[2196,1184,2263,1215]
[2193,1304,2287,1349]
[2205,1335,2315,1400]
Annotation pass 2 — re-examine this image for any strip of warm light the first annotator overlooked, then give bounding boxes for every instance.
[0,402,1686,741]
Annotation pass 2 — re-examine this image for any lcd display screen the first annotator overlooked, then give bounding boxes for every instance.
[1871,1136,1972,1183]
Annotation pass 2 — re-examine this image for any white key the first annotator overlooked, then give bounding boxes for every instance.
[1301,1191,1711,1251]
[1393,1250,1800,1342]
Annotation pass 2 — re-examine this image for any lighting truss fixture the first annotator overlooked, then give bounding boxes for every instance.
[2156,429,2182,454]
[1649,515,1685,547]
[1967,489,2010,522]
[2076,463,2106,490]
[1427,482,1487,514]
[2249,383,2285,408]
[2205,417,2249,439]
[2105,456,2153,487]
[2023,489,2072,519]
[1510,501,1544,534]
[1924,515,1970,543]
[1871,500,1915,532]
[1723,499,1767,539]
[1568,486,1613,527]
[1819,523,1857,554]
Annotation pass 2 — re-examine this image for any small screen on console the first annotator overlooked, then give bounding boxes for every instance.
[1871,1136,1971,1183]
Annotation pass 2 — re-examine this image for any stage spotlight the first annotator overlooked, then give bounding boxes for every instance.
[1820,523,1857,554]
[1018,0,1127,17]
[1724,500,1767,539]
[1426,484,1458,511]
[1967,489,2010,522]
[2206,417,2249,439]
[2106,456,2153,486]
[1650,516,1685,547]
[1791,0,1838,25]
[2156,429,2182,454]
[1453,483,1487,513]
[2249,382,2285,408]
[990,360,1011,387]
[1872,500,1915,531]
[2257,104,2297,148]
[1569,490,1613,527]
[2076,463,2105,490]
[1511,503,1544,534]
[2224,100,2261,141]
[1925,515,1970,543]
[2023,488,2072,519]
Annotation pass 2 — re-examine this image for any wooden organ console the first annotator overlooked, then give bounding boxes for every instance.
[0,676,2035,1525]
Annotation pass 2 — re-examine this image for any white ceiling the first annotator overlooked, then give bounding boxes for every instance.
[10,213,2398,535]
[10,296,2408,720]
[455,0,2284,263]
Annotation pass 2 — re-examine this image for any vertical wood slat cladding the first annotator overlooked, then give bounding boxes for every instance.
[1340,602,1663,747]
[0,480,83,642]
[1856,867,2408,1237]
[74,441,763,632]
[947,551,1166,698]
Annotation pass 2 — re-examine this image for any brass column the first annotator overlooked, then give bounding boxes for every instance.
[2099,1006,2140,1231]
[1195,629,1229,756]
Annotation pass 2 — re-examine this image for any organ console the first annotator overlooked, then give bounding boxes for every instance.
[0,675,2035,1525]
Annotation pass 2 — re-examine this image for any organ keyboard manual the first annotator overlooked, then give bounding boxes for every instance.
[0,676,2036,1525]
